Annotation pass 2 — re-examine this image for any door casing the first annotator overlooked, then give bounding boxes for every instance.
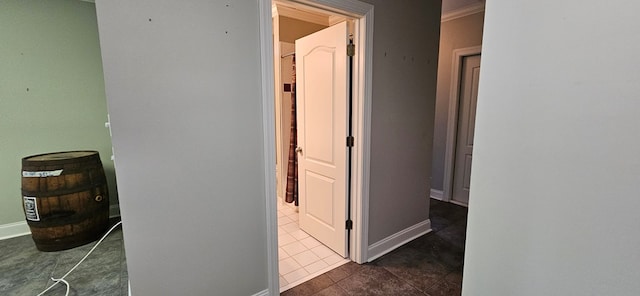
[258,0,374,294]
[442,46,482,205]
[451,54,480,205]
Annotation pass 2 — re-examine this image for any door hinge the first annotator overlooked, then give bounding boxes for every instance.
[347,43,355,57]
[346,219,353,230]
[346,136,354,147]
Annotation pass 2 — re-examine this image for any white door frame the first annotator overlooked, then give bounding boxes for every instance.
[442,46,482,204]
[258,0,373,294]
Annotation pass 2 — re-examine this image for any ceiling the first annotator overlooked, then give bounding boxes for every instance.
[442,0,485,14]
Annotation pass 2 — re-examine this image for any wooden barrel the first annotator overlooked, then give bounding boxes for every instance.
[21,151,109,252]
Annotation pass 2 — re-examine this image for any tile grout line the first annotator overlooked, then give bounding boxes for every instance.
[277,205,350,292]
[280,259,350,293]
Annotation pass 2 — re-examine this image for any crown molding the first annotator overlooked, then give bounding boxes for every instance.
[441,2,485,22]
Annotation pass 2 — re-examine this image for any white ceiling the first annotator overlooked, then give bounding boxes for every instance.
[442,0,485,14]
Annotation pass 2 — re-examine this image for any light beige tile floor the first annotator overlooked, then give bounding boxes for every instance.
[277,201,349,292]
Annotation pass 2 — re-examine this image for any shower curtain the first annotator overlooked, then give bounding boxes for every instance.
[285,56,298,205]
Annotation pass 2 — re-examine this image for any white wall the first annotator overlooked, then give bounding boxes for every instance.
[277,42,295,201]
[463,1,640,295]
[95,1,268,295]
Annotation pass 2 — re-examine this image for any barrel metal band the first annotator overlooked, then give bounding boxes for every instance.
[26,204,109,228]
[21,182,107,198]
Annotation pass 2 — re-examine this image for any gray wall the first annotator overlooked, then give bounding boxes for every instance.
[0,0,117,227]
[364,0,441,244]
[431,11,484,191]
[463,0,640,295]
[95,1,268,295]
[96,0,441,294]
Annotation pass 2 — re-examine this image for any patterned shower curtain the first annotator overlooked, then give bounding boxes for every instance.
[285,56,298,205]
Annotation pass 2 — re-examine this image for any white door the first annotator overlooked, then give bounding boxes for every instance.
[295,21,349,257]
[452,54,481,205]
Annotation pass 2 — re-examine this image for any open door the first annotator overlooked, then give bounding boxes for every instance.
[295,21,349,257]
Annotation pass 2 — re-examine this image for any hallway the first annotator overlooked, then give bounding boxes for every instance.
[281,199,467,295]
[0,200,465,295]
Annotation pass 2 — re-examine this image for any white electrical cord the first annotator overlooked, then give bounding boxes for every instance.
[36,221,123,296]
[47,278,69,296]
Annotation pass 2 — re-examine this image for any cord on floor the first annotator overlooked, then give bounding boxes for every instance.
[36,221,123,296]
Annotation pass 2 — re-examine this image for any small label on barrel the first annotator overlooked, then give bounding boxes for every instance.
[23,196,40,221]
[22,169,63,177]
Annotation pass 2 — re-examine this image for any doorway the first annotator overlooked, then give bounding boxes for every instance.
[273,2,352,291]
[451,53,480,205]
[260,0,374,294]
[441,46,482,207]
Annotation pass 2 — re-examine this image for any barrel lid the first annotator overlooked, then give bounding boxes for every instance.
[23,151,99,164]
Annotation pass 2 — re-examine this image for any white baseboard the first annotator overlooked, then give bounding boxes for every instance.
[109,204,121,218]
[251,289,269,296]
[450,199,468,208]
[430,189,444,200]
[0,204,120,241]
[0,221,31,240]
[367,219,432,262]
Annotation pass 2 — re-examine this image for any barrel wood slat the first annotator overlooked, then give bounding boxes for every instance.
[21,151,109,252]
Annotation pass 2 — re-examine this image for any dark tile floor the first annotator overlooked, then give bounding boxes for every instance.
[281,199,468,296]
[0,219,127,296]
[1,200,465,296]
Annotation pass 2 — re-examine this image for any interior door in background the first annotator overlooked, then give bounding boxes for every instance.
[295,21,349,257]
[452,54,481,206]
